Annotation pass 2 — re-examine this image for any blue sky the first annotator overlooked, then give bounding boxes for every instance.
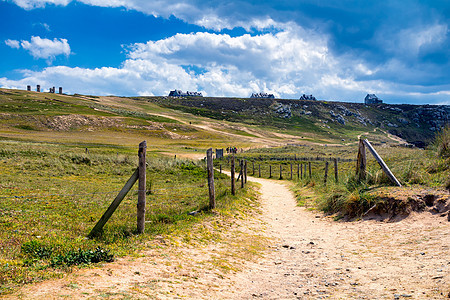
[1,0,449,105]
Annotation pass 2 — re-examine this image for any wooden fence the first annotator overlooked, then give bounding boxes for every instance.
[89,141,399,237]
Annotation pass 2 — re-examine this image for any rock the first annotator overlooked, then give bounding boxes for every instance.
[336,114,346,125]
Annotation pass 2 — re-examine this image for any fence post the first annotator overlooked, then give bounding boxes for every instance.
[279,165,283,180]
[297,163,300,179]
[334,158,338,183]
[290,163,293,180]
[88,168,139,238]
[220,164,222,174]
[244,160,247,184]
[259,164,261,177]
[300,163,303,179]
[324,161,328,185]
[206,148,216,209]
[252,161,255,176]
[137,141,147,234]
[269,165,272,178]
[309,162,312,178]
[363,139,402,186]
[231,154,236,195]
[356,139,366,181]
[240,160,244,188]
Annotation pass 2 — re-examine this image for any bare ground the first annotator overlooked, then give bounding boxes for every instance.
[7,177,449,299]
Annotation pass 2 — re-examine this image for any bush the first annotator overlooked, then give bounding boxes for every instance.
[50,247,114,267]
[21,241,53,259]
[434,125,450,158]
[21,241,114,268]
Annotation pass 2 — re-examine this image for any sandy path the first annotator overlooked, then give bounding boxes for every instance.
[7,177,449,299]
[223,177,449,299]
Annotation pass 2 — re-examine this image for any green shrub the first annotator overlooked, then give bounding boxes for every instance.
[434,125,450,158]
[21,241,53,259]
[50,247,113,267]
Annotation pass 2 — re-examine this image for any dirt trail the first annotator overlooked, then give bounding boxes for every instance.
[8,177,449,299]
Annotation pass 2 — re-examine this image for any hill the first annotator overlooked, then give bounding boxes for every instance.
[141,96,449,148]
[1,88,448,148]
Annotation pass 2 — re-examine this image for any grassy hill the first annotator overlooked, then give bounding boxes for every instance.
[1,88,448,149]
[142,96,449,148]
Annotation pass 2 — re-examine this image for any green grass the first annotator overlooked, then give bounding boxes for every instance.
[0,140,254,295]
[217,142,449,218]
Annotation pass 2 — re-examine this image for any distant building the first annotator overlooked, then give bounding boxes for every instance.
[250,92,275,99]
[26,85,31,91]
[299,94,316,100]
[365,94,382,104]
[168,90,203,97]
[36,85,40,92]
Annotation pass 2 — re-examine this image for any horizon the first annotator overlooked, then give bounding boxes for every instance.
[1,0,449,105]
[4,86,450,107]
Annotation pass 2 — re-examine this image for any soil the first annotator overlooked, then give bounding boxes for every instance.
[7,177,449,299]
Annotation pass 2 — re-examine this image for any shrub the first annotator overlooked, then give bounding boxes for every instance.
[21,241,53,259]
[434,125,450,158]
[50,247,114,267]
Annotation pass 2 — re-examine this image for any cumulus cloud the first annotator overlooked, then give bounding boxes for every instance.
[5,36,71,61]
[10,0,71,9]
[1,24,401,101]
[9,0,277,31]
[5,39,20,49]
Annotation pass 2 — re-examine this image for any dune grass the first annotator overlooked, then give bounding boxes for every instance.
[0,140,255,295]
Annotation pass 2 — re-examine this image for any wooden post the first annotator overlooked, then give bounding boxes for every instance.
[206,148,216,209]
[220,164,222,174]
[137,141,146,234]
[244,160,247,184]
[356,139,366,181]
[279,165,283,180]
[297,163,300,179]
[252,161,255,176]
[334,158,338,183]
[309,162,312,178]
[231,155,235,195]
[363,139,402,186]
[240,160,244,188]
[269,165,272,178]
[290,163,293,180]
[324,161,328,185]
[300,163,303,179]
[88,168,139,238]
[258,164,261,177]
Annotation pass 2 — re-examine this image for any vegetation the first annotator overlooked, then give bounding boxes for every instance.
[219,140,449,218]
[0,141,256,294]
[434,125,450,158]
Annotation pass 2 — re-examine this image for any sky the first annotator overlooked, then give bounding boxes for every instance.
[1,0,449,105]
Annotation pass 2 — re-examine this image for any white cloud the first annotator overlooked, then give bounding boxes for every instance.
[5,39,20,49]
[1,18,448,104]
[11,0,71,9]
[376,23,449,59]
[1,24,380,101]
[9,0,279,31]
[6,36,71,61]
